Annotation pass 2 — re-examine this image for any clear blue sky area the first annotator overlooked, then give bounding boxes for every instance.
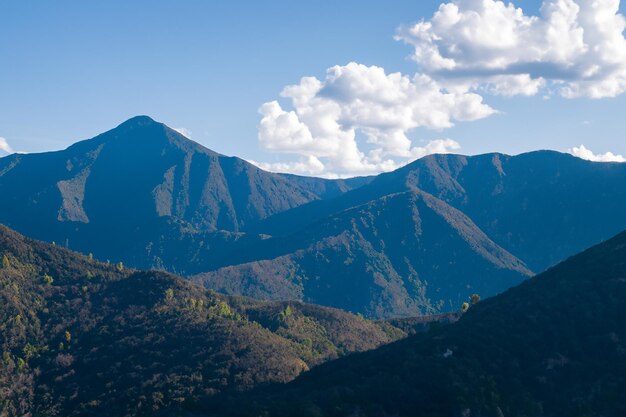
[1,0,625,167]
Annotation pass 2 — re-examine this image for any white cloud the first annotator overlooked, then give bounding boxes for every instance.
[257,62,492,177]
[251,139,461,178]
[410,138,461,159]
[0,137,13,155]
[569,144,626,162]
[250,156,327,177]
[172,127,192,138]
[396,0,626,98]
[255,1,626,177]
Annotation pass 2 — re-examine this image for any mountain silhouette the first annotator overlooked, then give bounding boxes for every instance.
[3,117,626,318]
[249,151,626,273]
[0,116,369,272]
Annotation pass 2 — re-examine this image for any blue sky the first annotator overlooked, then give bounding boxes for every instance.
[1,0,626,177]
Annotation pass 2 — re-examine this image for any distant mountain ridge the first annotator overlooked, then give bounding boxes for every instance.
[194,150,626,317]
[0,116,369,272]
[248,150,626,272]
[193,189,532,318]
[3,116,626,318]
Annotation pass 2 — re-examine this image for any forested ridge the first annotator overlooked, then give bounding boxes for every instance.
[0,225,408,416]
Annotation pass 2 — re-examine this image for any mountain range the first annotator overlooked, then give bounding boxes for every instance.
[3,221,625,416]
[2,115,626,417]
[194,148,626,317]
[0,116,368,273]
[193,189,532,317]
[2,116,626,318]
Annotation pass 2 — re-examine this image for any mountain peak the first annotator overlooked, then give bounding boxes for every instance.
[109,116,200,152]
[117,115,158,128]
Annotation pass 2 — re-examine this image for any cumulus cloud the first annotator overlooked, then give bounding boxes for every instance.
[396,0,626,98]
[256,63,491,177]
[255,1,626,177]
[569,144,626,162]
[172,127,192,138]
[252,139,461,178]
[250,156,327,177]
[0,137,13,155]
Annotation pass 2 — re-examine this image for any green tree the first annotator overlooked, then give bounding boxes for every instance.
[280,305,294,320]
[116,262,124,272]
[216,301,233,318]
[17,357,26,371]
[461,302,470,312]
[470,293,481,305]
[43,274,54,285]
[165,288,174,302]
[2,254,9,269]
[23,343,37,360]
[64,330,72,343]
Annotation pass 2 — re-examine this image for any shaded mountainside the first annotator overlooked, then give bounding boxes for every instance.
[193,190,532,318]
[0,116,369,273]
[0,225,408,417]
[214,229,626,417]
[249,151,626,273]
[3,116,626,321]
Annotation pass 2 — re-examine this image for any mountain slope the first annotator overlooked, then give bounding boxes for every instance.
[0,116,369,272]
[5,118,626,322]
[0,225,404,417]
[250,151,626,272]
[193,190,532,318]
[218,228,626,417]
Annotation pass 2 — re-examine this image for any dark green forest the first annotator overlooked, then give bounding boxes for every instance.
[212,229,626,417]
[0,225,412,416]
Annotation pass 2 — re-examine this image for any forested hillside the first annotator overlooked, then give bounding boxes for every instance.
[0,225,405,416]
[213,228,626,417]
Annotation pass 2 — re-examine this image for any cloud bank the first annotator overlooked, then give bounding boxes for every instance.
[569,144,626,162]
[397,0,626,98]
[257,63,491,177]
[0,137,13,155]
[255,0,626,177]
